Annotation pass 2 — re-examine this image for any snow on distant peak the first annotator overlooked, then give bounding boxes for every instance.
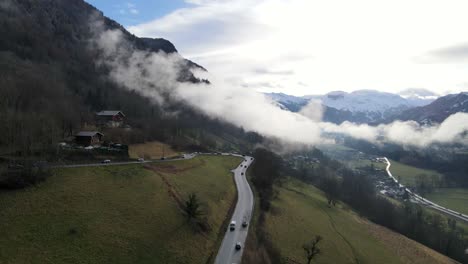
[318,90,410,113]
[398,88,438,107]
[265,92,307,104]
[399,88,439,100]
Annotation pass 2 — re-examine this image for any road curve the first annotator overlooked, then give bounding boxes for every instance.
[384,157,468,223]
[215,155,254,264]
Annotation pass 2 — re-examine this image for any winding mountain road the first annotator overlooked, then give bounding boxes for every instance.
[215,155,254,264]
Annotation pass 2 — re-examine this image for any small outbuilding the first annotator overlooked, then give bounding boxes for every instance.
[75,131,104,146]
[96,110,125,128]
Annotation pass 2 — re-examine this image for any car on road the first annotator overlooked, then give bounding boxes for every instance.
[137,158,144,162]
[242,221,248,227]
[160,157,166,160]
[235,242,242,250]
[229,221,236,231]
[241,172,244,175]
[102,159,111,164]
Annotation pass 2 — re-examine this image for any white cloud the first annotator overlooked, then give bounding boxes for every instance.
[114,2,139,16]
[128,0,468,96]
[91,24,468,148]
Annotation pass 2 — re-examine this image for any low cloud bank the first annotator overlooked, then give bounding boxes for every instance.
[91,25,468,148]
[318,112,468,147]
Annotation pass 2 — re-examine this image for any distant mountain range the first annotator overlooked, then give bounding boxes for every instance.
[389,92,468,124]
[266,89,467,124]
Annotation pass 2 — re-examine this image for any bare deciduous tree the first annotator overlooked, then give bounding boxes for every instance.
[303,235,323,264]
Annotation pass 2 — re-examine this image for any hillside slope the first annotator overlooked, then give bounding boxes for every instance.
[0,156,241,264]
[261,179,457,264]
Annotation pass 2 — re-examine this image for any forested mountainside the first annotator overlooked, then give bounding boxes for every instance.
[0,0,261,156]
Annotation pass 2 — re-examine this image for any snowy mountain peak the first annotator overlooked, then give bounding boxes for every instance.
[325,91,347,100]
[399,88,439,99]
[398,88,439,106]
[265,92,308,104]
[317,90,412,113]
[267,89,440,124]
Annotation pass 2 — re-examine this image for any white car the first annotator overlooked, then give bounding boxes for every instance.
[102,159,111,164]
[137,158,145,162]
[229,221,236,231]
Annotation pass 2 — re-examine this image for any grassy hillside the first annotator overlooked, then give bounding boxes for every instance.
[0,155,241,264]
[263,179,457,264]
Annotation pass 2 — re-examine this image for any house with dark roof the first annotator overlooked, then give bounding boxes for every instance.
[75,131,104,146]
[96,110,125,128]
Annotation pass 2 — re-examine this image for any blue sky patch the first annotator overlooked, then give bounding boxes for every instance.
[85,0,189,26]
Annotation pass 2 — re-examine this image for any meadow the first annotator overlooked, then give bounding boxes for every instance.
[263,179,457,264]
[0,155,241,264]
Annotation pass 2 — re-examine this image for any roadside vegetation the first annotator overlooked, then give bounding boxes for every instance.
[0,155,240,264]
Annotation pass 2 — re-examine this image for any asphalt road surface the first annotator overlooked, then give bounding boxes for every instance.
[50,153,196,168]
[215,156,254,264]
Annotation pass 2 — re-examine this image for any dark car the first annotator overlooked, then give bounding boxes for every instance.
[242,221,248,227]
[235,242,242,250]
[241,172,244,175]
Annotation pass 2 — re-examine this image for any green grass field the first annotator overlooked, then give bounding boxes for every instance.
[387,159,444,187]
[0,155,241,264]
[263,179,456,264]
[426,188,468,216]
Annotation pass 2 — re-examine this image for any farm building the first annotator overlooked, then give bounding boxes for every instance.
[96,110,125,128]
[75,131,104,146]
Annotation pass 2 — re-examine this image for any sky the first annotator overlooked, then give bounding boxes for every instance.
[86,0,468,96]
